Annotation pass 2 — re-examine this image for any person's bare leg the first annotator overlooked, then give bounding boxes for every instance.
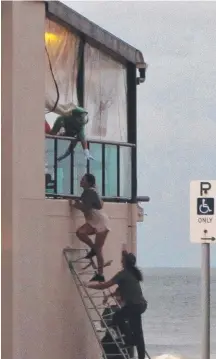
[94,230,109,275]
[76,224,95,248]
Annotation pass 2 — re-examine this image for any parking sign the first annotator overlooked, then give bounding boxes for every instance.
[190,181,216,243]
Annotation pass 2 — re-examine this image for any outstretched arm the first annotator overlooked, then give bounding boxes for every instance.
[81,139,88,150]
[78,128,94,160]
[85,278,115,290]
[57,140,77,162]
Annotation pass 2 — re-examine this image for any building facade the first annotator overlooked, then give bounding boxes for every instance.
[2,2,148,359]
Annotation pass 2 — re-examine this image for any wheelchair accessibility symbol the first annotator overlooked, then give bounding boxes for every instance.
[197,198,214,215]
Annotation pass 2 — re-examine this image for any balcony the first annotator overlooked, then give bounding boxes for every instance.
[45,135,134,202]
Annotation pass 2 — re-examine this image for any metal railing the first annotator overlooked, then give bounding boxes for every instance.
[45,135,135,202]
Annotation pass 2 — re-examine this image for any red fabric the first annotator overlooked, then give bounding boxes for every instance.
[45,121,51,134]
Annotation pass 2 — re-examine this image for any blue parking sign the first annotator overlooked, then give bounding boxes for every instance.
[197,198,214,215]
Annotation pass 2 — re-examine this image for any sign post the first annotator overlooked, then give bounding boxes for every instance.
[190,180,216,359]
[201,242,210,359]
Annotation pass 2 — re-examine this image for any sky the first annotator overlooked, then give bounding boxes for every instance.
[62,1,216,267]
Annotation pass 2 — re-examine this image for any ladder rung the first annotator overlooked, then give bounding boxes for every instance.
[96,329,106,333]
[102,312,115,318]
[90,290,103,296]
[83,295,105,299]
[102,340,125,349]
[91,293,107,298]
[104,326,120,331]
[64,247,88,252]
[63,249,151,359]
[106,350,132,354]
[84,298,105,303]
[92,319,105,322]
[77,270,95,275]
[105,354,129,357]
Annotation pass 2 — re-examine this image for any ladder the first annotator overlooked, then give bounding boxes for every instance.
[63,247,151,359]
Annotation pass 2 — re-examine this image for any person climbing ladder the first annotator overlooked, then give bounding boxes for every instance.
[84,249,148,359]
[70,173,110,282]
[101,288,133,359]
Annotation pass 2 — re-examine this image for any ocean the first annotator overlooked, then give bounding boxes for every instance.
[141,268,216,359]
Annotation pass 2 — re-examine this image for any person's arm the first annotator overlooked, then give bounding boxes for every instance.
[85,278,115,290]
[102,293,111,305]
[79,189,98,212]
[81,139,88,150]
[100,199,104,208]
[77,126,87,149]
[102,288,119,304]
[57,140,77,162]
[85,271,123,290]
[69,190,93,213]
[68,199,85,213]
[90,190,103,210]
[57,145,71,162]
[78,127,94,160]
[73,199,85,212]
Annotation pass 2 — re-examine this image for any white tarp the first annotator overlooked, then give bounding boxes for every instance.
[84,43,127,142]
[45,19,80,117]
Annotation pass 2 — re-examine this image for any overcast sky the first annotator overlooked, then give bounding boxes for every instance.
[63,1,216,267]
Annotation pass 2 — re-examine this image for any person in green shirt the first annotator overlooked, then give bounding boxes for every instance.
[49,106,94,161]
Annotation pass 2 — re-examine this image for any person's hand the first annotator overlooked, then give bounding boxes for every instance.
[57,127,66,136]
[73,199,81,209]
[83,281,89,288]
[102,295,109,305]
[69,199,74,208]
[122,244,127,252]
[103,260,113,268]
[57,155,64,162]
[83,282,96,289]
[84,149,94,161]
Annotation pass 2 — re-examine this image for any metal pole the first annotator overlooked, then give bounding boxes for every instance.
[201,243,210,359]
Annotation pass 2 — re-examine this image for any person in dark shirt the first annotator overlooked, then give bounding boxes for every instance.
[101,288,133,359]
[85,250,147,359]
[49,106,93,161]
[70,173,110,282]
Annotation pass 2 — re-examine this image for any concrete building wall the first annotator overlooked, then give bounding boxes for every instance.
[2,3,13,359]
[42,201,135,359]
[2,2,46,359]
[1,2,138,359]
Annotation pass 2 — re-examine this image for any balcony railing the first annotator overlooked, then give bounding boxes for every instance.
[45,135,135,202]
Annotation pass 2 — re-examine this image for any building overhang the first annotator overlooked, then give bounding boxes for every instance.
[46,0,147,81]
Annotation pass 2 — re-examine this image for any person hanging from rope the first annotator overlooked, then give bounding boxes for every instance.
[84,249,148,359]
[49,106,94,161]
[70,173,110,282]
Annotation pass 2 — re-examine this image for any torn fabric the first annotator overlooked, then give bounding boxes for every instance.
[45,19,80,115]
[84,43,127,142]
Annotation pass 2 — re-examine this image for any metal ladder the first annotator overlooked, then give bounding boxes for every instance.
[63,247,151,359]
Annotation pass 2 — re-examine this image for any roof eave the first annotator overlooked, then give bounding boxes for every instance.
[46,1,147,68]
